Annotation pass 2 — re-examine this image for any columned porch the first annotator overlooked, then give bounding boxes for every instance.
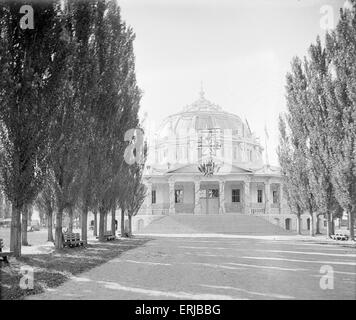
[142,177,283,216]
[249,180,282,215]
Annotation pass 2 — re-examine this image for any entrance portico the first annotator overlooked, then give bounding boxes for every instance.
[199,180,220,215]
[142,173,284,216]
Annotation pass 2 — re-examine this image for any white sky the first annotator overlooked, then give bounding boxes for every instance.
[118,0,346,166]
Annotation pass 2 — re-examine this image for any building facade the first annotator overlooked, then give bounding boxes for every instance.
[138,90,324,232]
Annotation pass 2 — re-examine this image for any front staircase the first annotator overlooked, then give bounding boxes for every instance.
[137,214,293,236]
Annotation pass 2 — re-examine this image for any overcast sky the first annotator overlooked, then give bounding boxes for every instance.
[118,0,346,166]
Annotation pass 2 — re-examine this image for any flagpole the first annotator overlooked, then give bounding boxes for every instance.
[265,137,269,166]
[264,124,269,166]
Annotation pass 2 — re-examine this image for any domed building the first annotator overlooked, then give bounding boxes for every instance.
[138,89,320,232]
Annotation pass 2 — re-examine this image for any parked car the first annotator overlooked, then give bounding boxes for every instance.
[331,232,349,241]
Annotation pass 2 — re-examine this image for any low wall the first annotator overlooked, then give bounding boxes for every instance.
[256,212,326,232]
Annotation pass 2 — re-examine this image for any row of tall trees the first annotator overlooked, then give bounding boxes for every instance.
[279,2,356,240]
[0,0,146,256]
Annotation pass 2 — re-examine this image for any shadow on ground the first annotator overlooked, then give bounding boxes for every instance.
[0,237,152,300]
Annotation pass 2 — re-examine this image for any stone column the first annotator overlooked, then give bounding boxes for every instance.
[265,180,270,215]
[168,180,175,215]
[244,180,250,214]
[194,179,201,214]
[219,180,225,214]
[278,183,283,214]
[145,182,152,215]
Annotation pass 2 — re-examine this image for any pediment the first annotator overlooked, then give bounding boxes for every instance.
[166,163,253,174]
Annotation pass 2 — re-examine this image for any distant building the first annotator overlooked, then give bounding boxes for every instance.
[138,89,323,233]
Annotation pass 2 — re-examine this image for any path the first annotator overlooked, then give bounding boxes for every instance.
[27,235,356,300]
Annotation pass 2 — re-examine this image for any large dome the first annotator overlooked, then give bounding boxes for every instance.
[149,89,263,169]
[157,89,250,139]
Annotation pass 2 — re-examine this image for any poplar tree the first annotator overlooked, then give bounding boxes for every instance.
[325,2,356,240]
[124,163,147,237]
[282,3,356,239]
[49,0,97,248]
[300,39,337,237]
[281,58,318,236]
[0,1,66,256]
[90,1,141,241]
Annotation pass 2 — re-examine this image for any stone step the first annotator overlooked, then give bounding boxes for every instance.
[137,214,293,235]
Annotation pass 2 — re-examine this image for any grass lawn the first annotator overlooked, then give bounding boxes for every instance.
[0,237,151,300]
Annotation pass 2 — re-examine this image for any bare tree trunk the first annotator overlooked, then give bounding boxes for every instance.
[128,214,132,237]
[349,210,354,241]
[331,220,335,234]
[81,206,88,243]
[98,209,105,241]
[22,206,29,246]
[309,212,315,237]
[47,210,54,242]
[316,214,321,234]
[330,212,335,235]
[93,209,97,237]
[55,208,63,249]
[111,207,116,236]
[120,208,125,237]
[296,214,301,235]
[10,203,22,257]
[103,213,106,232]
[68,206,73,233]
[326,212,332,238]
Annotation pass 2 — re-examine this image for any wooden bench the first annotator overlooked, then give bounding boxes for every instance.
[96,232,116,241]
[63,232,84,247]
[0,238,14,263]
